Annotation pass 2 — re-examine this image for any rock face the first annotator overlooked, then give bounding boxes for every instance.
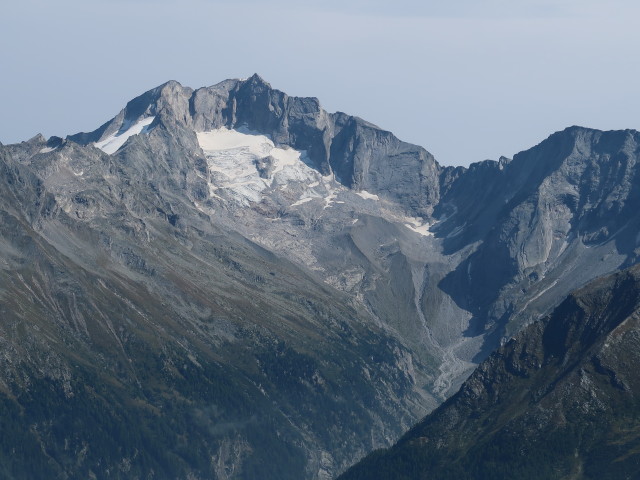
[69,75,440,216]
[437,127,640,356]
[339,264,640,480]
[3,74,640,479]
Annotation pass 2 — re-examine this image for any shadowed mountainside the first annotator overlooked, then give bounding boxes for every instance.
[339,264,640,479]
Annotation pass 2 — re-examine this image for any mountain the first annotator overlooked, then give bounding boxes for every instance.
[2,74,640,478]
[339,263,640,480]
[0,79,429,479]
[437,127,640,351]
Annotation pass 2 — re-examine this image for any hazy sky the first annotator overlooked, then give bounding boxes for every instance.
[2,0,640,166]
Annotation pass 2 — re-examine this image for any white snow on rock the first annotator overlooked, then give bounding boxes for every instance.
[404,217,433,237]
[94,116,155,154]
[39,146,57,154]
[291,197,313,207]
[270,147,300,175]
[356,190,379,201]
[197,127,271,155]
[323,190,337,210]
[196,127,320,205]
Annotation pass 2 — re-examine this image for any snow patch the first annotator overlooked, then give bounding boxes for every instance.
[404,217,433,237]
[291,197,313,207]
[94,116,155,154]
[318,175,342,210]
[323,191,337,209]
[39,146,57,154]
[356,190,379,201]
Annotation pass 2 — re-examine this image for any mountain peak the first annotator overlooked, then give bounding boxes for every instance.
[235,73,275,98]
[158,79,183,89]
[243,72,270,86]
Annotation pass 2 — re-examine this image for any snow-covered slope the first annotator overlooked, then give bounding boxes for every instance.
[197,127,321,204]
[94,116,155,154]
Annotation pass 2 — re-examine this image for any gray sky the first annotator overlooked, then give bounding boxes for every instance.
[2,0,640,166]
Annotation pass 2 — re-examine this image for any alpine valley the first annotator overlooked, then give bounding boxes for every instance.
[2,74,640,479]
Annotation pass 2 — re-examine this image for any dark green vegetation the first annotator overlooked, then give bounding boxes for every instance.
[339,265,640,480]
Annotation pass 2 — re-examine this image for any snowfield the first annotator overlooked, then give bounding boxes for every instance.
[196,127,320,205]
[94,116,155,154]
[356,190,379,201]
[404,217,434,237]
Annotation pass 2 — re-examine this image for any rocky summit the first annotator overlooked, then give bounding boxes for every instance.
[2,75,640,479]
